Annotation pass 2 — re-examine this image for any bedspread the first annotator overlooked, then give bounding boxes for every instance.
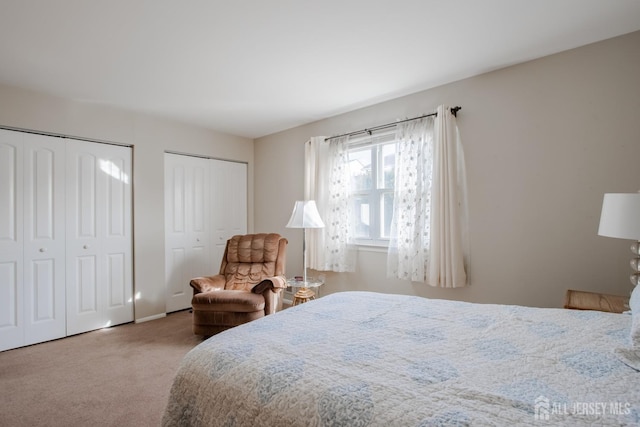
[162,291,640,426]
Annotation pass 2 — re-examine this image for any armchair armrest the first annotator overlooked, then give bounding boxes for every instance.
[190,275,225,294]
[251,275,288,294]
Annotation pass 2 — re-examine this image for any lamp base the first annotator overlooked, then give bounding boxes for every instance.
[631,241,640,287]
[292,288,316,305]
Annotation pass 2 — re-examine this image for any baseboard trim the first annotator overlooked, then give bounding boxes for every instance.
[135,313,167,323]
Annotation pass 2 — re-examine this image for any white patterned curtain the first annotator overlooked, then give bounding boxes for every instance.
[305,136,356,272]
[387,117,434,281]
[387,105,468,287]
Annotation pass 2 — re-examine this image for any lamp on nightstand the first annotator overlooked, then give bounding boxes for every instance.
[286,200,325,285]
[598,193,640,286]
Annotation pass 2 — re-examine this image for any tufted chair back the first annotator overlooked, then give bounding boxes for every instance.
[220,233,287,291]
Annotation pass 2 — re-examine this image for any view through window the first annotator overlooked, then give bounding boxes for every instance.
[347,131,396,246]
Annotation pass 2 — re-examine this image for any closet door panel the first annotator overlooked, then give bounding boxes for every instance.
[0,133,23,351]
[67,141,132,335]
[107,253,126,308]
[105,156,126,237]
[100,147,132,326]
[23,134,66,345]
[166,247,186,304]
[226,161,247,236]
[0,139,20,243]
[76,153,98,238]
[165,157,189,312]
[210,161,225,259]
[210,160,247,265]
[66,144,102,335]
[189,245,207,280]
[31,260,55,315]
[191,166,206,233]
[31,149,54,238]
[164,153,210,313]
[170,166,186,234]
[188,162,210,279]
[0,261,21,351]
[77,255,98,312]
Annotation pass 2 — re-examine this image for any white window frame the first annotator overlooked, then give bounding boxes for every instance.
[347,130,396,247]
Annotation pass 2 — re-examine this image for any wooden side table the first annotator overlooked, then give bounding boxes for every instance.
[564,289,630,313]
[287,278,324,306]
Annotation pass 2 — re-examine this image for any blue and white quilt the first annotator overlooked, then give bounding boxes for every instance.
[162,291,640,426]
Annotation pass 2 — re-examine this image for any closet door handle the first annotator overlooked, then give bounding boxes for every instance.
[39,248,46,253]
[83,245,89,249]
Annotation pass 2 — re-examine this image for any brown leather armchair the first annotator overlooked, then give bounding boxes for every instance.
[190,233,288,336]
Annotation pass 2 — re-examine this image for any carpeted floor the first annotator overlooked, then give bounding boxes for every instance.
[0,310,204,427]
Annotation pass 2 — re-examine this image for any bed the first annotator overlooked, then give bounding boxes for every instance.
[162,291,640,426]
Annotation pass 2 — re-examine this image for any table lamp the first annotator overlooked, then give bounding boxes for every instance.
[598,193,640,286]
[286,200,325,285]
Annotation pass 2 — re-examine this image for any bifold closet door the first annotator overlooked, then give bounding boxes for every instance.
[164,156,247,313]
[0,131,25,351]
[0,130,66,352]
[66,140,133,335]
[164,153,211,313]
[210,160,247,264]
[22,133,66,346]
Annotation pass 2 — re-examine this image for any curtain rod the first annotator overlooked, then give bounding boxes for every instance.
[325,106,461,142]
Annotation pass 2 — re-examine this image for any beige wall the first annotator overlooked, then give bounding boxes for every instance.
[0,84,254,321]
[2,30,638,319]
[254,31,640,308]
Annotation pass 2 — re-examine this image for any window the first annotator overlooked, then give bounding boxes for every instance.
[347,132,396,246]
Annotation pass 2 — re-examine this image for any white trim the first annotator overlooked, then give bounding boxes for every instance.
[357,244,387,253]
[135,313,167,323]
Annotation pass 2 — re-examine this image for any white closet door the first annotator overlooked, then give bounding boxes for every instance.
[0,130,66,351]
[100,144,133,327]
[22,133,66,346]
[0,130,24,351]
[164,153,211,313]
[211,160,247,264]
[66,140,132,335]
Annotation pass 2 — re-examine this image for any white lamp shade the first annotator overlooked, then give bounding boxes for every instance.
[286,200,325,229]
[598,193,640,240]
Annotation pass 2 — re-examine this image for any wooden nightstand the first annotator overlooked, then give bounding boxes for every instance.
[564,289,630,313]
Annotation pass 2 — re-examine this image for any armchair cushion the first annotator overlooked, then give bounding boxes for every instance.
[192,290,265,313]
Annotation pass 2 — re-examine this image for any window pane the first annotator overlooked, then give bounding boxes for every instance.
[380,192,394,238]
[381,143,395,189]
[348,148,372,191]
[350,196,370,239]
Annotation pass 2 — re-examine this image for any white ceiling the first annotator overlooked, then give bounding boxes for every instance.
[1,1,639,139]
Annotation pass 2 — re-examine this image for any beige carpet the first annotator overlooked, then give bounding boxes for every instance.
[0,310,204,427]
